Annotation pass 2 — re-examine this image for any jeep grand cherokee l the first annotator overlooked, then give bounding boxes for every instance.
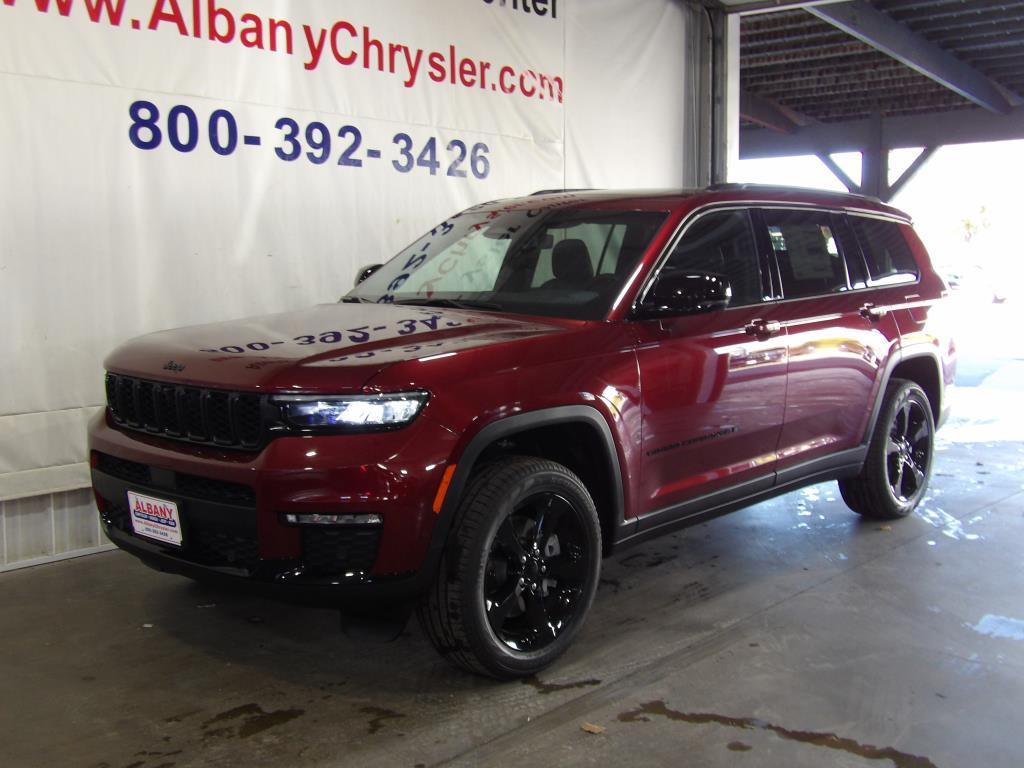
[89,186,955,678]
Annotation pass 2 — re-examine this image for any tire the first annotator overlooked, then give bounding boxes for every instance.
[839,379,935,520]
[418,456,602,679]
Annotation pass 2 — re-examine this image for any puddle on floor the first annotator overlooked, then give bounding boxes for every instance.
[523,675,601,695]
[617,700,936,768]
[968,614,1024,641]
[200,703,305,740]
[360,706,405,735]
[915,502,982,541]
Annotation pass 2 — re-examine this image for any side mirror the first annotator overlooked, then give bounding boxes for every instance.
[354,263,383,287]
[643,271,731,316]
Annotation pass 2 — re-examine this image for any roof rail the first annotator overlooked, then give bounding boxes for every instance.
[529,188,595,196]
[705,182,882,203]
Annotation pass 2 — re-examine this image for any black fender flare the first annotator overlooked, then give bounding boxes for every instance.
[416,405,625,587]
[861,345,945,447]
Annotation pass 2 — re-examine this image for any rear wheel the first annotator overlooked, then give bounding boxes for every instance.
[418,456,601,679]
[840,379,934,519]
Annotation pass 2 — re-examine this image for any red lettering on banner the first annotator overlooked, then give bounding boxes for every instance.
[7,1,564,102]
[459,57,476,88]
[499,66,515,94]
[238,12,261,48]
[428,51,445,84]
[83,0,125,24]
[402,47,423,89]
[521,69,536,98]
[330,20,356,65]
[207,0,233,43]
[387,42,401,75]
[363,25,382,71]
[148,0,188,36]
[268,18,291,54]
[302,23,326,70]
[23,0,75,15]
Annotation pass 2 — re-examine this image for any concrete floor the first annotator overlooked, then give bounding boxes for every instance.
[5,327,1024,768]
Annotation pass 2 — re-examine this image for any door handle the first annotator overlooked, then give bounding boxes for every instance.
[745,319,781,337]
[859,303,887,321]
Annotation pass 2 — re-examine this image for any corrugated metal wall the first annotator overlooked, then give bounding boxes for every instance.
[1,489,111,572]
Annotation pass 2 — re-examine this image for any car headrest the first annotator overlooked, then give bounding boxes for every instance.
[551,239,593,282]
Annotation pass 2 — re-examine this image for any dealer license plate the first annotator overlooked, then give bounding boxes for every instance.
[127,490,183,547]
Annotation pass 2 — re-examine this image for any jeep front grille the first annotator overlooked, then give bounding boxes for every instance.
[105,374,265,450]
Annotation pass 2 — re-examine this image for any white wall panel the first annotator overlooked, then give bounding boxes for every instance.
[53,489,101,554]
[564,0,695,188]
[4,495,54,563]
[1,491,109,571]
[0,0,700,566]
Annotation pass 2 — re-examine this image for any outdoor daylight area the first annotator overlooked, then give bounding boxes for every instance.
[735,140,1024,448]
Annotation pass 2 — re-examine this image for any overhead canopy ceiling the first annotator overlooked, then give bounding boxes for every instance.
[728,0,1024,161]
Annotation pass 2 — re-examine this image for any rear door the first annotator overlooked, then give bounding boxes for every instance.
[758,207,901,479]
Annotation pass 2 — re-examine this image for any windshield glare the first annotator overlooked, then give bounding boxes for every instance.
[348,207,668,320]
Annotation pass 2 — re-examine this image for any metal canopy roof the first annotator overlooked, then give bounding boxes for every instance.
[732,0,1024,167]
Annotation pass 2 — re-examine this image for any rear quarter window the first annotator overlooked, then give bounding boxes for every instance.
[849,216,919,286]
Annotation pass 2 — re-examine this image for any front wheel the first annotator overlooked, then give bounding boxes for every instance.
[840,379,935,519]
[418,456,601,679]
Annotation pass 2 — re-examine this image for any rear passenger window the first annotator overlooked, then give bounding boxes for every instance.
[849,216,919,285]
[762,210,849,299]
[661,209,763,306]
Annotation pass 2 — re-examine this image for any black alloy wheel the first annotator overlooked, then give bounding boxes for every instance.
[885,393,932,503]
[839,379,935,520]
[483,491,591,652]
[419,456,601,678]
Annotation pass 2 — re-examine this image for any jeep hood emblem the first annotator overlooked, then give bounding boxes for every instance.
[162,360,186,373]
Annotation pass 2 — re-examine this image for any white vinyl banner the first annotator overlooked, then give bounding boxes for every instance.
[0,0,696,499]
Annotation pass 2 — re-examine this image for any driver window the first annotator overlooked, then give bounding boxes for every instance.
[660,210,763,306]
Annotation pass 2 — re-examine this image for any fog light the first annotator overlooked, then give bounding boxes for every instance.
[281,512,383,526]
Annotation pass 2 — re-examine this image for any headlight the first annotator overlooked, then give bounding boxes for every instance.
[273,392,429,431]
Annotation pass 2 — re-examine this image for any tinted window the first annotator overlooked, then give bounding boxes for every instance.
[531,219,631,287]
[850,216,918,285]
[660,210,763,306]
[349,208,666,320]
[763,209,849,299]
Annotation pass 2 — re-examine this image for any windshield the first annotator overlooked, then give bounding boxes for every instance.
[347,206,668,320]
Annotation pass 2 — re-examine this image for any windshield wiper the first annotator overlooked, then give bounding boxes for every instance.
[391,298,504,311]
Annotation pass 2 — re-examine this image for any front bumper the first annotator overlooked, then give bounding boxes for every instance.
[89,408,460,605]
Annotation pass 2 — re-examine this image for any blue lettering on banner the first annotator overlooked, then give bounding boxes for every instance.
[127,100,492,180]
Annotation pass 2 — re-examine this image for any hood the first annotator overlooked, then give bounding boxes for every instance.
[105,302,575,393]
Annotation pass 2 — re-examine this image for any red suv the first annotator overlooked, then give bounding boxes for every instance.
[89,186,954,678]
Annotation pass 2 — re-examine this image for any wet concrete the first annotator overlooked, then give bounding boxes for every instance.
[4,316,1024,767]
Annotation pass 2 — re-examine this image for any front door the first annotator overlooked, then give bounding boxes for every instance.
[636,208,787,519]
